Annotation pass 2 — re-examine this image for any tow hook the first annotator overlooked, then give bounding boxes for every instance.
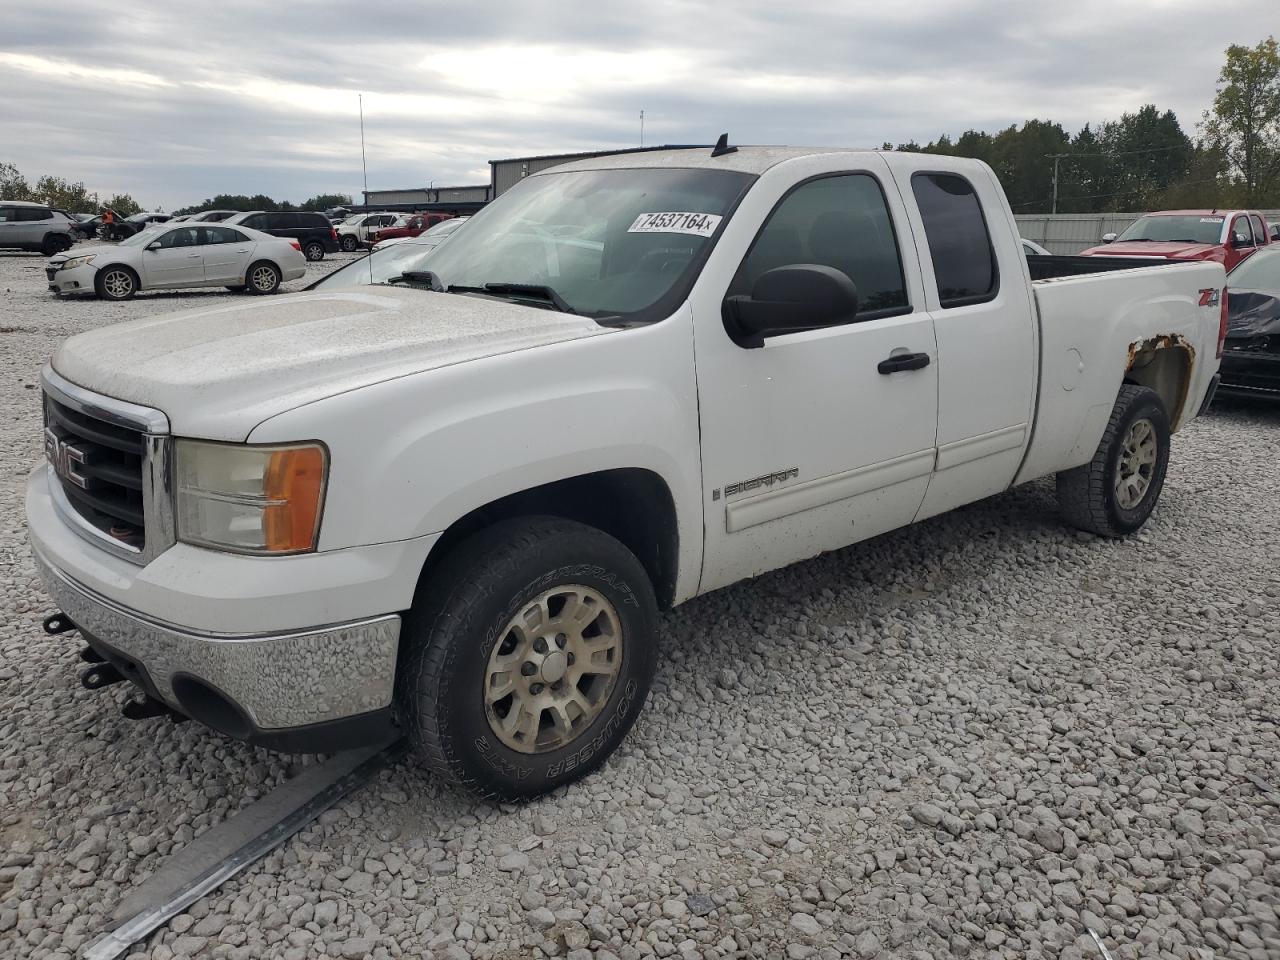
[122,696,187,723]
[80,662,125,690]
[43,612,76,635]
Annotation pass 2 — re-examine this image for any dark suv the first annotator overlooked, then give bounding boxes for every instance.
[223,211,339,261]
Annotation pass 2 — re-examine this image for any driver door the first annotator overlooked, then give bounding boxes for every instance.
[142,226,205,287]
[693,159,940,593]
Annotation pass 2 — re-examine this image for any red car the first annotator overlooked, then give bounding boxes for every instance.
[1081,209,1271,273]
[369,213,453,247]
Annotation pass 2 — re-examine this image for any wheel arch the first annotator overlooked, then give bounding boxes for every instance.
[414,468,680,610]
[1124,335,1193,429]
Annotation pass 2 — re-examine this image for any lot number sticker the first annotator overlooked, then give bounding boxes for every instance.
[628,212,723,237]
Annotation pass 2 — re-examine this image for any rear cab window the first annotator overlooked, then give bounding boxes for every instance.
[910,172,998,308]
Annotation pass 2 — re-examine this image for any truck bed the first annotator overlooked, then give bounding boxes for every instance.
[1027,254,1184,282]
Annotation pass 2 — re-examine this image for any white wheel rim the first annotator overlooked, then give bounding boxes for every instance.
[252,266,276,290]
[104,271,132,298]
[484,585,623,754]
[1115,417,1158,509]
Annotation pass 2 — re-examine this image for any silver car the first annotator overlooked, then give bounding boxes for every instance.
[46,222,307,300]
[0,200,76,256]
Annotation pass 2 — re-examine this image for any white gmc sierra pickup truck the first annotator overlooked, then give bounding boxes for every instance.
[28,145,1225,799]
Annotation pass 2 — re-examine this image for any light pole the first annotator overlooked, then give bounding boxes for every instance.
[1046,153,1070,215]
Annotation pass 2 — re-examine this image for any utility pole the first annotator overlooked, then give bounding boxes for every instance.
[359,94,369,209]
[1046,153,1070,214]
[640,109,645,147]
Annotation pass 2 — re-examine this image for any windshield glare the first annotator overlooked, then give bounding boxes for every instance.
[118,228,164,247]
[1117,215,1225,244]
[1228,249,1280,288]
[411,168,753,319]
[312,236,453,289]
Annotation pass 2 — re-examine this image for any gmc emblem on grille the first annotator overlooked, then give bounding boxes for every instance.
[44,428,90,489]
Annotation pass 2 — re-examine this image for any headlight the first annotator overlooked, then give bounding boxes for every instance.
[175,440,327,554]
[58,254,96,271]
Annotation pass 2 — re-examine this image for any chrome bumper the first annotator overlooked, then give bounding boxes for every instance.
[33,548,400,731]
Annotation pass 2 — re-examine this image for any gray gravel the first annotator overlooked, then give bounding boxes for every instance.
[3,247,1280,960]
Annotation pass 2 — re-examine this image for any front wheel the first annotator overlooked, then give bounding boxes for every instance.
[1057,384,1171,536]
[397,516,658,801]
[340,234,359,252]
[303,241,325,261]
[95,266,138,301]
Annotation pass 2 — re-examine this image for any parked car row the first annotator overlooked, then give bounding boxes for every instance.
[46,220,306,300]
[1083,208,1274,272]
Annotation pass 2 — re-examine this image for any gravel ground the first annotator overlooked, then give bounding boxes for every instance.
[2,247,1280,960]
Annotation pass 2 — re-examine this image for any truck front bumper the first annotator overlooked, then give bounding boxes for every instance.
[26,464,435,752]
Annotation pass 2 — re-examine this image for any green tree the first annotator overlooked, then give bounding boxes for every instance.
[1204,36,1280,203]
[103,194,143,216]
[33,174,95,213]
[301,193,352,211]
[0,161,32,201]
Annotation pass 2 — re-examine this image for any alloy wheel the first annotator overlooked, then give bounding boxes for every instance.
[484,585,624,754]
[1115,417,1158,509]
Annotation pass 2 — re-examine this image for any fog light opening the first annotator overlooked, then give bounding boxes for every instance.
[171,675,252,740]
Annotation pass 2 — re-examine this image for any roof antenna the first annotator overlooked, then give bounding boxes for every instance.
[710,133,737,158]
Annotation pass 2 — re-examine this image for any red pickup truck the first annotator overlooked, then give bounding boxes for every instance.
[370,213,453,247]
[1081,209,1271,273]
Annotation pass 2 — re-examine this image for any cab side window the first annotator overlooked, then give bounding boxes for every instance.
[728,174,909,317]
[240,214,267,230]
[1251,214,1268,244]
[17,206,53,222]
[911,173,998,308]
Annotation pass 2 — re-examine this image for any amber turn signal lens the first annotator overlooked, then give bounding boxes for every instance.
[262,446,327,552]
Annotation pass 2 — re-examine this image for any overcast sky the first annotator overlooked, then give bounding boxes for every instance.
[2,1,1271,210]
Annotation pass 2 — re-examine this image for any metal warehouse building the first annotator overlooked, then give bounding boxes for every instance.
[360,184,492,213]
[489,146,708,197]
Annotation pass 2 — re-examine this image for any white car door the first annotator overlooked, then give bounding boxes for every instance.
[140,226,205,287]
[693,156,940,593]
[881,156,1037,521]
[200,226,255,282]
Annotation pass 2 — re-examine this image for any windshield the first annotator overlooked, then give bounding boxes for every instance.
[1228,248,1280,288]
[1117,215,1225,244]
[340,214,367,226]
[393,168,754,320]
[425,217,466,237]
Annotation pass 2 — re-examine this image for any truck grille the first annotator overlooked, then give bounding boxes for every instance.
[44,393,147,549]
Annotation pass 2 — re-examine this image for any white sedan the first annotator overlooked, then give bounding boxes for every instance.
[46,222,306,300]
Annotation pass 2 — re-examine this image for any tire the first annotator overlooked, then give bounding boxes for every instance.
[303,240,325,262]
[245,261,281,294]
[1057,384,1171,537]
[340,234,359,252]
[42,234,72,256]
[398,516,658,801]
[94,266,138,301]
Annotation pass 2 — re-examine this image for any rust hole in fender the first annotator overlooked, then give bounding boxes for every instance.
[1126,333,1196,426]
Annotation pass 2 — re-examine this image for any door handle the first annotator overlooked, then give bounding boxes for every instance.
[187,253,201,258]
[878,351,931,374]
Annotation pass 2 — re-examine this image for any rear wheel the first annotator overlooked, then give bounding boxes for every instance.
[95,266,138,301]
[340,234,359,252]
[303,240,325,261]
[246,261,281,294]
[42,234,72,256]
[397,516,658,800]
[1057,384,1170,536]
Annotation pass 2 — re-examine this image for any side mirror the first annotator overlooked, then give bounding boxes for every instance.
[1101,233,1117,244]
[146,241,161,251]
[723,264,858,346]
[1232,232,1252,248]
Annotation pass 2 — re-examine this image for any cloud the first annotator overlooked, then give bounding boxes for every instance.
[0,0,1269,209]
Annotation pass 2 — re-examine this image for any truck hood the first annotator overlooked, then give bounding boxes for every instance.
[1080,241,1220,260]
[51,287,614,440]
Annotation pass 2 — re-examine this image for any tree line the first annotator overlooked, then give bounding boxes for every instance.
[172,193,352,216]
[887,36,1279,214]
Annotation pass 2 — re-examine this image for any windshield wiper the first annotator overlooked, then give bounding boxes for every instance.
[385,269,444,290]
[447,282,576,314]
